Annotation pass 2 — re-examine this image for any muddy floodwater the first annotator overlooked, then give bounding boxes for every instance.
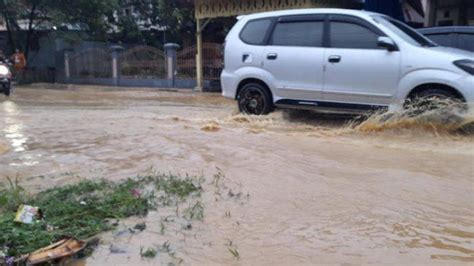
[1,84,473,265]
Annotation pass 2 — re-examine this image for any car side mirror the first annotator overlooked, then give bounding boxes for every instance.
[378,37,397,51]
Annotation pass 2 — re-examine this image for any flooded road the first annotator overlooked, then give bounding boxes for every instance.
[1,84,473,265]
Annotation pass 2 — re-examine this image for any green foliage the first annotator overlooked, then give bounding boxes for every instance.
[108,0,195,45]
[140,247,158,258]
[154,174,202,199]
[0,175,29,212]
[0,178,152,257]
[183,201,204,221]
[225,239,240,260]
[0,174,203,257]
[0,0,200,50]
[228,247,240,259]
[0,0,120,53]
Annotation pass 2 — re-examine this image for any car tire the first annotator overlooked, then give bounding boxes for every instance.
[406,88,464,113]
[237,83,274,115]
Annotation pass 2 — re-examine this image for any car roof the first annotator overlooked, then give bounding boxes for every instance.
[239,8,381,20]
[418,26,474,35]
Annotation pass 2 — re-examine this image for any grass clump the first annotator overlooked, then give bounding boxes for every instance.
[153,174,202,199]
[0,179,152,257]
[0,174,203,258]
[183,201,204,221]
[0,176,29,212]
[140,247,158,258]
[225,240,240,260]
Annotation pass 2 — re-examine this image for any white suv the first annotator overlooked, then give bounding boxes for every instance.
[221,9,474,115]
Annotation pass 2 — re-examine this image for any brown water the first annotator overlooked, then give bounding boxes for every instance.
[1,84,473,265]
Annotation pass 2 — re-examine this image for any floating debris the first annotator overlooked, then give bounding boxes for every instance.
[27,238,87,265]
[201,121,220,132]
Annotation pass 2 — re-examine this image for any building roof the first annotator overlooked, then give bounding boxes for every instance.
[176,0,361,19]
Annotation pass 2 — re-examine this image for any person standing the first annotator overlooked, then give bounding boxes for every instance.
[11,49,26,82]
[12,49,26,71]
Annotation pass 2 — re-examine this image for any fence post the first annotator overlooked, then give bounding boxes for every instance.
[64,50,72,82]
[110,45,124,86]
[164,43,180,88]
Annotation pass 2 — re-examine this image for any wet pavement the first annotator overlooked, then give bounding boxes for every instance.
[1,84,473,265]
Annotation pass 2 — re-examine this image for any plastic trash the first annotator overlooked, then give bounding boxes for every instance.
[14,205,42,224]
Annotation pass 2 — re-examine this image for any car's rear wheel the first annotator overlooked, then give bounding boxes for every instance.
[405,88,464,114]
[237,83,273,115]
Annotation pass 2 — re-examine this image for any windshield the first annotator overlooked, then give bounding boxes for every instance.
[374,16,437,47]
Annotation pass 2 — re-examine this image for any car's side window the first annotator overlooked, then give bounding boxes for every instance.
[458,34,474,52]
[270,21,324,47]
[330,21,381,49]
[240,18,273,45]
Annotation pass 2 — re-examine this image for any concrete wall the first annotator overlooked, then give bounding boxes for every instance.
[425,0,474,26]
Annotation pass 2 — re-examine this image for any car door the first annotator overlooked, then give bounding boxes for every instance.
[263,15,326,101]
[323,15,401,106]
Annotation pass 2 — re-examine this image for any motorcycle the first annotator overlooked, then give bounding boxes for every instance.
[0,59,12,96]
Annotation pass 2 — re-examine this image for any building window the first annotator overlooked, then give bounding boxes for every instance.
[443,10,450,18]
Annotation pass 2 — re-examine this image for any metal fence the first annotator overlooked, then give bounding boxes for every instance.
[177,42,223,80]
[61,42,223,88]
[119,45,166,79]
[69,48,112,78]
[14,68,56,84]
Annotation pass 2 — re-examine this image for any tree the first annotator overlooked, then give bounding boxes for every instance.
[1,0,202,58]
[49,0,119,39]
[1,0,119,58]
[0,0,20,53]
[111,0,195,45]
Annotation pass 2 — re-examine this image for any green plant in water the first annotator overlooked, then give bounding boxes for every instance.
[183,201,204,221]
[0,178,153,257]
[0,175,29,212]
[228,247,240,259]
[0,173,205,258]
[140,247,157,258]
[225,239,240,260]
[153,174,202,199]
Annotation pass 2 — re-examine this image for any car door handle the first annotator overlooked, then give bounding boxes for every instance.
[267,53,278,60]
[328,55,341,63]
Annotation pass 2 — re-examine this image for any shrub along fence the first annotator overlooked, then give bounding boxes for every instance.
[60,43,223,90]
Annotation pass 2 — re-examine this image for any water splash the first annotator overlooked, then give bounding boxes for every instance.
[218,100,474,138]
[352,101,474,135]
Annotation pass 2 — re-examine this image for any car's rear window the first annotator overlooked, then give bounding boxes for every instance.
[240,18,272,45]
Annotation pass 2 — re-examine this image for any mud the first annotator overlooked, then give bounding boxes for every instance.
[1,84,473,265]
